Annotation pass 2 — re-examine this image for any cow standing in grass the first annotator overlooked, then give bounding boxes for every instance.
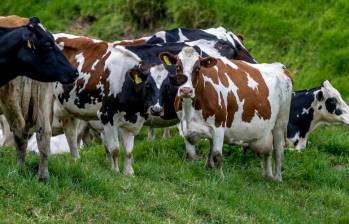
[0,16,78,180]
[160,47,292,181]
[287,80,349,150]
[53,34,190,175]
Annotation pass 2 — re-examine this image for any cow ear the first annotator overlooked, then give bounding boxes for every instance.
[170,74,188,86]
[159,52,177,65]
[316,91,324,101]
[129,69,147,85]
[200,57,217,68]
[237,33,244,43]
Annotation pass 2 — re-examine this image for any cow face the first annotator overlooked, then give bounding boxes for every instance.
[160,47,217,99]
[127,63,164,116]
[228,32,257,64]
[315,80,349,124]
[16,17,78,83]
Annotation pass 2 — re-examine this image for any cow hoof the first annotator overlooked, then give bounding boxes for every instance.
[38,171,49,182]
[205,161,214,170]
[273,175,282,182]
[124,168,134,176]
[186,153,202,161]
[72,154,80,161]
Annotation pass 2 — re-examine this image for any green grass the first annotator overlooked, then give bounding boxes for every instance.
[1,0,349,223]
[0,126,348,223]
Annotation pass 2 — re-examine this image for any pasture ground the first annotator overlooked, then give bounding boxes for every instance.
[0,126,348,223]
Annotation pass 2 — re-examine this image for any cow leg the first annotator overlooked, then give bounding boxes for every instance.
[35,83,53,180]
[13,134,28,167]
[147,127,155,142]
[100,132,111,160]
[162,127,171,139]
[263,153,273,178]
[273,97,291,182]
[208,128,224,177]
[120,129,135,176]
[209,128,225,176]
[62,118,80,160]
[103,124,120,173]
[205,139,214,169]
[185,138,201,160]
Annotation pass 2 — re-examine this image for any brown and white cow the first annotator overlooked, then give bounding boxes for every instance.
[160,47,292,181]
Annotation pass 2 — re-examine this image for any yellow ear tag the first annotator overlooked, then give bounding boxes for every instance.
[27,40,32,49]
[134,73,143,84]
[163,55,171,65]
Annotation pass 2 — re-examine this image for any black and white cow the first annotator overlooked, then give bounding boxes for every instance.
[287,80,349,150]
[53,34,191,175]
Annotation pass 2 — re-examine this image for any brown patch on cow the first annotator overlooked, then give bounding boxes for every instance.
[174,96,182,111]
[230,60,271,122]
[190,61,238,128]
[282,67,293,83]
[0,15,28,27]
[111,149,119,161]
[56,36,111,99]
[113,38,146,47]
[180,59,271,128]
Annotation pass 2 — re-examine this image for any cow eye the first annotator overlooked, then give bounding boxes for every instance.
[44,42,53,50]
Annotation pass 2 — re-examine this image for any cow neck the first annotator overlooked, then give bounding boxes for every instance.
[289,87,320,137]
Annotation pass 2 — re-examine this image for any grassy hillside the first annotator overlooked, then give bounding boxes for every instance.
[1,0,349,223]
[1,0,349,98]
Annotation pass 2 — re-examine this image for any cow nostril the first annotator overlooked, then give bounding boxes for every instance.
[150,106,163,115]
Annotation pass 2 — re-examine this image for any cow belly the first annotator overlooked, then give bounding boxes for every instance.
[62,100,101,120]
[223,120,275,144]
[144,116,179,127]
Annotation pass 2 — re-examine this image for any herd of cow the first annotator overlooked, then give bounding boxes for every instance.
[0,15,348,182]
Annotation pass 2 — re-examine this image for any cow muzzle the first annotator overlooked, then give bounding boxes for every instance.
[150,105,163,116]
[179,87,193,98]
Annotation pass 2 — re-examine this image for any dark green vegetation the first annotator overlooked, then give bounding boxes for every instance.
[1,0,349,223]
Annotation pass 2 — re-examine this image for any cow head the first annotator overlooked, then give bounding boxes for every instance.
[14,17,78,83]
[228,32,257,64]
[315,80,349,124]
[159,47,216,99]
[125,63,165,117]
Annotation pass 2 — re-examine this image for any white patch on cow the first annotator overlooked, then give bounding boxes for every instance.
[150,64,168,89]
[178,28,189,42]
[301,107,310,115]
[56,42,64,51]
[177,47,201,97]
[106,45,141,97]
[37,23,47,32]
[75,53,85,71]
[246,73,259,90]
[155,31,166,42]
[91,59,100,70]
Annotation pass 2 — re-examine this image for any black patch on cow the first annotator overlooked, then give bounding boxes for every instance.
[287,87,320,139]
[335,109,342,115]
[325,97,337,114]
[316,91,324,101]
[99,68,157,125]
[318,105,322,110]
[294,139,299,146]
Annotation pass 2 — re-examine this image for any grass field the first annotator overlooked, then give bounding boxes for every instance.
[1,0,349,223]
[0,126,348,223]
